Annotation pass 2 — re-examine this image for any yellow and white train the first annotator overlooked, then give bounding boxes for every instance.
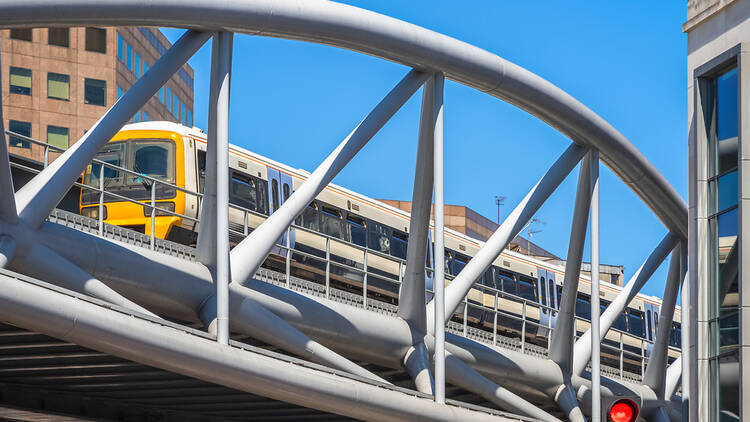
[80,122,682,375]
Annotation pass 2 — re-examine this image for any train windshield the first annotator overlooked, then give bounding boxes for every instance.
[82,138,176,203]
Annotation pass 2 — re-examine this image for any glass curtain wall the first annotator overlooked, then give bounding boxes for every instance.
[707,66,740,422]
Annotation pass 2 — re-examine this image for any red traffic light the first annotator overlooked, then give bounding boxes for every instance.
[608,398,638,422]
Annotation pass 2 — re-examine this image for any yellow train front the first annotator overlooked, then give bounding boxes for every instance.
[79,123,194,242]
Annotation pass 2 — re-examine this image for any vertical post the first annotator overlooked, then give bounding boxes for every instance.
[214,31,233,346]
[243,210,248,236]
[44,144,49,168]
[619,332,624,380]
[493,291,498,346]
[285,227,291,286]
[325,237,330,299]
[98,164,104,235]
[432,73,446,405]
[150,182,156,250]
[590,149,601,422]
[363,250,368,309]
[463,296,468,336]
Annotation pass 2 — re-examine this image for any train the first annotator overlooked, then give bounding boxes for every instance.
[79,121,682,376]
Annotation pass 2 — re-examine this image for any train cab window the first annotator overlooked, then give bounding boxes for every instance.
[131,140,175,183]
[628,310,646,338]
[517,276,537,302]
[391,230,408,260]
[343,214,366,247]
[367,221,391,254]
[229,171,259,211]
[453,252,470,276]
[575,294,590,320]
[297,202,319,231]
[496,270,516,295]
[320,205,343,239]
[86,142,125,187]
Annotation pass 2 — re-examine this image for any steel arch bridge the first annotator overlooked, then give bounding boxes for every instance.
[0,1,687,421]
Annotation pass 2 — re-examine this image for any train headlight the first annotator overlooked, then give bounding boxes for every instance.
[143,202,175,217]
[606,398,639,422]
[82,206,106,220]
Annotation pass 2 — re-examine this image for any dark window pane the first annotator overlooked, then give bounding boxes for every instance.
[344,214,366,247]
[391,230,408,260]
[367,221,390,254]
[10,29,32,41]
[229,172,258,211]
[717,171,738,213]
[540,277,547,304]
[517,276,537,302]
[197,150,206,193]
[298,203,319,232]
[628,310,645,338]
[131,140,175,183]
[320,206,342,239]
[717,68,738,141]
[452,253,469,275]
[85,27,106,53]
[84,78,106,106]
[9,67,31,95]
[575,295,590,320]
[718,311,739,351]
[48,28,69,47]
[496,270,516,295]
[8,120,31,149]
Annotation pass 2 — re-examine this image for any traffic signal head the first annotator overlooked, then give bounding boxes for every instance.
[607,398,639,422]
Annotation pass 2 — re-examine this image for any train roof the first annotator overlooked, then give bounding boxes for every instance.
[119,122,678,313]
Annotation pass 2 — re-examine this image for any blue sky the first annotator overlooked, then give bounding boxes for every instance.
[162,1,687,298]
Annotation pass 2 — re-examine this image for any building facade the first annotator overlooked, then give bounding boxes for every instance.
[686,0,748,420]
[1,27,193,164]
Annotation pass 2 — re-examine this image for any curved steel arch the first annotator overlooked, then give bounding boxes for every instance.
[0,2,687,422]
[0,0,686,237]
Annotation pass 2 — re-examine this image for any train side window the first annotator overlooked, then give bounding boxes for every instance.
[453,252,469,276]
[320,205,343,239]
[229,171,258,211]
[575,294,590,320]
[444,250,453,275]
[282,182,291,202]
[540,277,547,304]
[669,322,682,348]
[628,310,646,338]
[271,179,280,211]
[549,278,556,308]
[483,267,497,289]
[197,150,206,193]
[297,202,319,231]
[256,179,269,215]
[391,230,408,260]
[344,214,367,247]
[517,276,537,302]
[496,270,516,295]
[367,221,391,254]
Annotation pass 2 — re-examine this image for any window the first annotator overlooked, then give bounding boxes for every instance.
[47,73,70,100]
[517,276,537,302]
[10,29,32,41]
[46,125,69,150]
[540,277,547,305]
[627,310,645,338]
[84,78,106,106]
[143,111,149,122]
[320,205,342,239]
[143,61,149,77]
[452,252,469,275]
[165,86,171,111]
[8,120,31,149]
[298,202,319,231]
[159,87,164,104]
[575,294,591,320]
[187,109,192,127]
[117,85,124,100]
[9,67,31,95]
[367,221,391,254]
[344,214,366,246]
[181,102,186,125]
[126,43,132,70]
[173,94,179,119]
[496,270,516,296]
[230,171,259,211]
[134,53,140,78]
[48,28,69,47]
[84,27,106,53]
[117,33,124,62]
[131,140,175,183]
[391,230,408,260]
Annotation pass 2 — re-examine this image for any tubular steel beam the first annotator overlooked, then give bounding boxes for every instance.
[553,383,586,422]
[432,73,446,404]
[0,236,15,269]
[435,143,586,324]
[549,151,592,372]
[403,343,434,395]
[0,272,514,422]
[0,0,688,239]
[230,70,429,285]
[590,149,601,422]
[214,31,233,345]
[665,357,682,400]
[573,232,680,376]
[14,29,211,229]
[643,246,681,397]
[398,74,435,335]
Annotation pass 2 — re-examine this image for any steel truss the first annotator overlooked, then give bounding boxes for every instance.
[0,1,687,421]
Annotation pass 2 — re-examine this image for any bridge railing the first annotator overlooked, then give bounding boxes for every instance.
[6,129,679,382]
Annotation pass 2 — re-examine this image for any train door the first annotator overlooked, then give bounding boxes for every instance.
[643,302,660,356]
[538,268,555,336]
[267,168,295,254]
